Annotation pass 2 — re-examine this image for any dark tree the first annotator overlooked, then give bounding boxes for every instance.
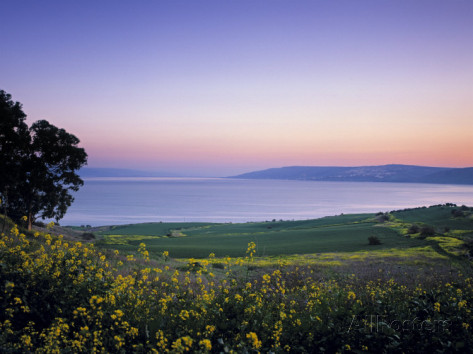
[419,225,436,238]
[368,235,381,245]
[407,224,420,234]
[0,90,30,230]
[0,90,87,230]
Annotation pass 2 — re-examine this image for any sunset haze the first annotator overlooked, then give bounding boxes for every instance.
[2,0,472,176]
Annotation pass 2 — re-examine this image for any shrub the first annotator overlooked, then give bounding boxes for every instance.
[463,238,473,256]
[420,226,436,237]
[368,235,381,245]
[212,262,225,269]
[407,224,420,234]
[81,232,96,240]
[375,213,390,223]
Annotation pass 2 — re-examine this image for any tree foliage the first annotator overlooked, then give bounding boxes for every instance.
[368,235,381,245]
[0,91,29,197]
[0,90,87,229]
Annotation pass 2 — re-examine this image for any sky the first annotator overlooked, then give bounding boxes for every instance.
[1,0,472,176]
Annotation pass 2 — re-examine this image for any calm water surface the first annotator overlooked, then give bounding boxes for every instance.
[60,178,473,226]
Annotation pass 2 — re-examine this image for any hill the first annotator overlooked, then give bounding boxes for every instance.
[232,164,473,185]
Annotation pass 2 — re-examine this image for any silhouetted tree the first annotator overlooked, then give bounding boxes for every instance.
[0,90,30,231]
[0,90,87,230]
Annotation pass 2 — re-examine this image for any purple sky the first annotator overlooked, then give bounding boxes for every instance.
[2,0,472,176]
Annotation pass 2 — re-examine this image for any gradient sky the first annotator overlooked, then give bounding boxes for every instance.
[1,0,472,176]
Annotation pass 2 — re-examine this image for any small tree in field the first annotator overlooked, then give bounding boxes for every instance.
[368,235,381,245]
[0,90,87,230]
[407,224,420,234]
[419,225,436,238]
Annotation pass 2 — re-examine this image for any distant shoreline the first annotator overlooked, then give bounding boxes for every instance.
[79,164,473,186]
[232,164,473,186]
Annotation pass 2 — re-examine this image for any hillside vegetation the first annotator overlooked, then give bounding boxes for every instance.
[92,205,473,260]
[1,205,473,352]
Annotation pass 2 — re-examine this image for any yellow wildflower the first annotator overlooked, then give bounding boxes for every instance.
[179,310,190,321]
[246,332,262,349]
[199,339,212,351]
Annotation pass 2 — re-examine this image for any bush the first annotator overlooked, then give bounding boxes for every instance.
[463,238,473,258]
[368,235,381,245]
[452,209,464,217]
[407,224,420,234]
[81,232,96,240]
[375,213,390,223]
[212,262,225,269]
[420,226,436,237]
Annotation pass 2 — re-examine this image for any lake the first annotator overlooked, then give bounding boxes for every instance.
[59,178,473,226]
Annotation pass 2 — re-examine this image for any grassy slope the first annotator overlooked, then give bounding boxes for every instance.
[392,206,473,231]
[91,209,462,259]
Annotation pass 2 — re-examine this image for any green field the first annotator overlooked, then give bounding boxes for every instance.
[91,204,473,260]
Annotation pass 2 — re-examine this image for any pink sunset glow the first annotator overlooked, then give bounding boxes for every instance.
[1,1,472,176]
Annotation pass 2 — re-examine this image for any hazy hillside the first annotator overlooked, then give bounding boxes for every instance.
[232,164,473,185]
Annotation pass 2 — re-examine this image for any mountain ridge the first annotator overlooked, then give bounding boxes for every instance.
[231,164,473,185]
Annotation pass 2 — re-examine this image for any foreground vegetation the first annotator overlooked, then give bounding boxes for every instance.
[1,205,473,352]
